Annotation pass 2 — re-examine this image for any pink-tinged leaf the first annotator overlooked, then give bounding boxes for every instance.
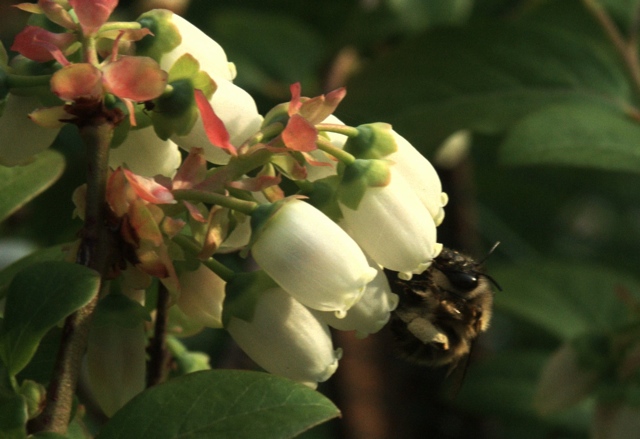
[50,63,103,101]
[194,89,237,156]
[324,86,347,112]
[29,106,69,128]
[14,3,43,13]
[194,171,230,193]
[173,148,207,190]
[69,0,118,35]
[161,216,186,238]
[299,87,347,125]
[136,248,168,278]
[109,30,125,62]
[11,26,75,62]
[302,151,336,168]
[183,201,206,223]
[123,169,176,205]
[107,168,135,217]
[227,175,282,192]
[288,82,302,115]
[270,154,308,181]
[100,27,153,42]
[157,245,180,296]
[39,0,77,30]
[199,207,229,259]
[102,56,168,101]
[281,114,318,152]
[122,98,137,126]
[262,183,285,202]
[128,199,164,246]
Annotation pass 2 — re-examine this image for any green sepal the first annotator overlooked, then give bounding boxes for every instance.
[136,9,181,63]
[302,175,343,222]
[343,123,397,159]
[337,159,391,210]
[222,270,278,327]
[166,336,211,374]
[150,54,216,140]
[18,379,45,420]
[245,201,281,254]
[261,102,290,134]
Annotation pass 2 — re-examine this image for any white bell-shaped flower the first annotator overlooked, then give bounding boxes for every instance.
[316,264,398,338]
[387,131,448,225]
[170,77,263,164]
[251,199,377,316]
[177,263,225,328]
[339,162,442,279]
[226,287,342,388]
[163,13,235,80]
[0,94,60,166]
[109,126,181,177]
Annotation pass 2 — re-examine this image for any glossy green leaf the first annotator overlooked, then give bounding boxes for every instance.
[339,12,630,155]
[0,362,27,439]
[492,261,640,339]
[0,261,100,376]
[0,149,65,222]
[97,370,340,439]
[499,102,640,172]
[0,245,67,300]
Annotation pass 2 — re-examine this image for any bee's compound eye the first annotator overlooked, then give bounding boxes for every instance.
[445,271,478,291]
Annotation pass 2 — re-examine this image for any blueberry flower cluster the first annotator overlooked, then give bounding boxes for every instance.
[0,0,447,414]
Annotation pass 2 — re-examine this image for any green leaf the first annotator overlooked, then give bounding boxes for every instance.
[0,393,27,439]
[492,260,640,339]
[97,370,340,439]
[0,149,65,222]
[338,14,630,155]
[0,261,100,376]
[0,362,27,439]
[0,245,67,300]
[499,102,640,172]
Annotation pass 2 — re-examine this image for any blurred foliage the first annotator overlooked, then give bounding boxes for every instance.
[3,0,640,438]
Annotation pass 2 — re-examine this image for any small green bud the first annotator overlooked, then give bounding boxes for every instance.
[222,270,278,327]
[19,379,46,420]
[343,123,397,159]
[338,159,392,210]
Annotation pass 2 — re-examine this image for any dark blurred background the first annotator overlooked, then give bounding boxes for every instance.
[4,1,640,438]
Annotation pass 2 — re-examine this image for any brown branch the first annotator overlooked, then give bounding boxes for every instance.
[29,119,116,435]
[582,0,640,97]
[147,282,170,387]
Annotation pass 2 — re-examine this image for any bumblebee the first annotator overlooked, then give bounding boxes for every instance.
[385,246,499,370]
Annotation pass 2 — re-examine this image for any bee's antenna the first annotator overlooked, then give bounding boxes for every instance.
[479,242,502,291]
[478,241,500,265]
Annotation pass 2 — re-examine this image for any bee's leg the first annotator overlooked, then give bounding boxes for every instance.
[406,318,449,350]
